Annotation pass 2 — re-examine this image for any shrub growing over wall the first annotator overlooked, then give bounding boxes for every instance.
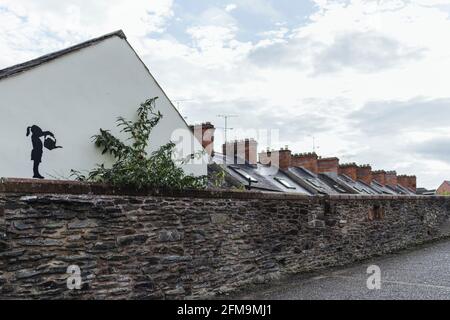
[72,97,206,190]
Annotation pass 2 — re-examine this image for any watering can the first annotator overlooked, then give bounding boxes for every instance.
[44,135,63,150]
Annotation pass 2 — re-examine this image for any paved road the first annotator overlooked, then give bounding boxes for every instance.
[233,240,450,300]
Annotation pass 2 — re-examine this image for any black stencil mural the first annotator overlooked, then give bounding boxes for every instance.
[26,125,62,179]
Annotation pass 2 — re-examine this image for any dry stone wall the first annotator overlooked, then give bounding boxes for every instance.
[1,179,450,299]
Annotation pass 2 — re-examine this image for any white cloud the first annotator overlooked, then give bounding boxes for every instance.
[233,0,281,20]
[0,0,174,66]
[225,3,238,12]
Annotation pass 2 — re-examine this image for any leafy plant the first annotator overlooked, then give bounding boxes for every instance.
[71,97,207,190]
[208,164,227,188]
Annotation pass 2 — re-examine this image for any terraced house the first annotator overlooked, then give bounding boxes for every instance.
[191,122,418,196]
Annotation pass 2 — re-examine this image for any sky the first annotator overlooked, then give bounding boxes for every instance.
[1,0,450,189]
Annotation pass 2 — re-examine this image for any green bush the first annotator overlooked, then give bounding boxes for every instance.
[72,97,207,190]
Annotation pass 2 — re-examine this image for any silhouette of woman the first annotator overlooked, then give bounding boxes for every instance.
[26,125,58,179]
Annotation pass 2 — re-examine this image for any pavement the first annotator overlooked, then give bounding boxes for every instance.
[231,240,450,300]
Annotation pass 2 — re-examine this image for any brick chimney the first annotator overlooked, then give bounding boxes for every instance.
[408,176,417,192]
[398,175,408,189]
[259,149,272,166]
[339,163,358,181]
[189,122,215,156]
[223,139,258,165]
[317,157,340,174]
[279,147,292,170]
[357,165,372,185]
[372,170,387,186]
[385,171,398,187]
[291,153,319,174]
[259,146,291,170]
[398,175,417,192]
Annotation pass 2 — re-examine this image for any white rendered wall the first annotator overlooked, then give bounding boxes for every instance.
[0,36,208,179]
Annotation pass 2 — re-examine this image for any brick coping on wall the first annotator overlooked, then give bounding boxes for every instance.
[0,177,446,201]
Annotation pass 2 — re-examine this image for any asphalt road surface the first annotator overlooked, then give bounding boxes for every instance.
[232,240,450,300]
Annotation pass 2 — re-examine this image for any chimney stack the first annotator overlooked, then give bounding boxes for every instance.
[408,176,417,192]
[385,171,398,187]
[317,157,340,174]
[189,122,215,156]
[291,153,319,174]
[339,163,358,181]
[259,147,292,170]
[223,139,258,165]
[357,165,373,185]
[373,170,387,186]
[259,148,272,167]
[398,175,417,192]
[279,147,292,170]
[398,175,408,190]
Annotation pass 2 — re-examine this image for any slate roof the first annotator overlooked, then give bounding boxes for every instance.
[210,152,420,196]
[386,184,416,195]
[337,174,379,195]
[370,180,398,195]
[0,30,126,81]
[255,165,312,194]
[211,153,311,194]
[321,172,380,195]
[284,167,343,195]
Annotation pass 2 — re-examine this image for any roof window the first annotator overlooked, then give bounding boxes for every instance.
[274,177,296,189]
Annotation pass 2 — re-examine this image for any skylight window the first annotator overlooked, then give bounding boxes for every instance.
[306,178,323,189]
[340,174,353,182]
[231,167,258,183]
[274,177,296,189]
[333,184,347,193]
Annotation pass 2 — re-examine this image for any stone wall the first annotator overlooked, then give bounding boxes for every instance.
[1,179,450,300]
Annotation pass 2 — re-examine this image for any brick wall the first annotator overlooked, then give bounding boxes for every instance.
[1,179,449,300]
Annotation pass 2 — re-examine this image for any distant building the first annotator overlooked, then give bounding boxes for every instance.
[437,181,450,195]
[416,188,436,195]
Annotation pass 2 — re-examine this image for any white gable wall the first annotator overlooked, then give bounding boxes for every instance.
[0,36,207,179]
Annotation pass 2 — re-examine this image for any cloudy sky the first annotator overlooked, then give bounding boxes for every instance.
[1,0,450,188]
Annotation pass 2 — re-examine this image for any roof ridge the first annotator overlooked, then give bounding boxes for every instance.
[0,30,126,81]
